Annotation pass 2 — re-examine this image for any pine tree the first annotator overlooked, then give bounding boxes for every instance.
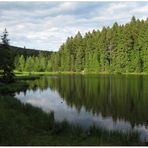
[25,56,34,72]
[0,29,15,83]
[17,55,25,72]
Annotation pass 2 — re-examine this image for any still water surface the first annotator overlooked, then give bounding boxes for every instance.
[15,75,148,142]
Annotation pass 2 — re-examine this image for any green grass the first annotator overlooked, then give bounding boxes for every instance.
[14,71,148,76]
[14,71,81,76]
[0,94,144,145]
[1,70,148,77]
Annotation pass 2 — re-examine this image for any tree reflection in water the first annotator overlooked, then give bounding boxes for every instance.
[15,74,148,141]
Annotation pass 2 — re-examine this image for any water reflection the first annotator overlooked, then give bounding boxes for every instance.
[15,75,148,141]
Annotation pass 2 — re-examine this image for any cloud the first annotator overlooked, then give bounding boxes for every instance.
[0,2,147,51]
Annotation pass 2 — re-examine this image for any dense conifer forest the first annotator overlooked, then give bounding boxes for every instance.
[11,17,148,73]
[49,17,148,73]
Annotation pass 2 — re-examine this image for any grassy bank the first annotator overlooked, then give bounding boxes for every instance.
[14,71,148,76]
[2,70,147,77]
[14,71,81,76]
[0,94,143,146]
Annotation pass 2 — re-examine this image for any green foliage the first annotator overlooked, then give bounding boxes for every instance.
[25,56,34,72]
[49,17,148,73]
[0,29,15,83]
[15,52,52,72]
[15,55,25,72]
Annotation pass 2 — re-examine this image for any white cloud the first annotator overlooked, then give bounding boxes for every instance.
[51,2,78,13]
[107,3,130,14]
[0,2,147,51]
[131,5,148,13]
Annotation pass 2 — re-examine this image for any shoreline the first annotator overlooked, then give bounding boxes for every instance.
[14,71,148,77]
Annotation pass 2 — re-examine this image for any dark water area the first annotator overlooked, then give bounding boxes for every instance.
[15,74,148,142]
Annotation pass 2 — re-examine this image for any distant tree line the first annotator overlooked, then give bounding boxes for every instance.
[14,53,52,72]
[49,16,148,73]
[9,45,52,58]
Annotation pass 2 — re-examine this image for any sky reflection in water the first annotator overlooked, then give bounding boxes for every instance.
[15,75,148,142]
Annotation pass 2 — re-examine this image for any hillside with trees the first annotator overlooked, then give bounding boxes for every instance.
[0,44,53,58]
[0,37,53,74]
[49,16,148,73]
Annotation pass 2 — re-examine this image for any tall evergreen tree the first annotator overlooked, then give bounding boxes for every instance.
[0,29,15,83]
[17,55,25,72]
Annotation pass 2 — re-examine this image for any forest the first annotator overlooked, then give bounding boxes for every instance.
[14,53,52,72]
[49,16,148,73]
[13,16,148,74]
[1,16,148,75]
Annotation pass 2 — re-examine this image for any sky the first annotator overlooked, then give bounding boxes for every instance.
[0,1,148,51]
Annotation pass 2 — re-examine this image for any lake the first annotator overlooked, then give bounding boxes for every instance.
[15,74,148,142]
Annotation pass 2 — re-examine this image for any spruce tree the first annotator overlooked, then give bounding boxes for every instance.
[0,29,15,83]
